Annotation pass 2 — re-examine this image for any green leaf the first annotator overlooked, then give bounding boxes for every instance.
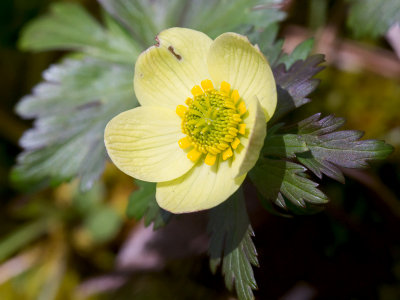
[249,22,284,66]
[262,128,308,158]
[99,0,286,45]
[290,114,395,183]
[270,54,325,123]
[127,180,172,229]
[85,206,123,243]
[278,38,315,69]
[0,220,49,262]
[182,0,286,38]
[250,158,328,210]
[347,0,400,38]
[19,2,141,64]
[12,58,135,191]
[256,192,292,217]
[208,189,258,300]
[98,0,163,46]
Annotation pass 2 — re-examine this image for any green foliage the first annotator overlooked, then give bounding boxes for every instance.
[347,0,400,38]
[99,0,286,45]
[262,125,308,158]
[288,114,394,183]
[180,0,285,38]
[0,220,48,262]
[278,38,315,69]
[127,180,172,229]
[12,58,135,191]
[249,23,283,66]
[250,158,328,210]
[208,189,258,300]
[253,113,394,213]
[270,54,325,123]
[85,206,123,243]
[19,2,141,64]
[11,0,396,298]
[13,0,287,193]
[250,24,315,68]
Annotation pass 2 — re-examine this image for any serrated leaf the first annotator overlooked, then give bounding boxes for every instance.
[19,2,141,64]
[127,180,172,229]
[208,189,258,300]
[262,132,308,158]
[99,0,286,45]
[98,0,164,46]
[12,58,135,191]
[250,158,328,210]
[182,0,286,38]
[249,22,284,66]
[291,114,395,183]
[278,38,315,69]
[270,54,325,123]
[347,0,400,38]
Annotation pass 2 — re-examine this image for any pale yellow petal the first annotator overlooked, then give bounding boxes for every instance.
[134,27,213,110]
[104,106,194,182]
[231,96,266,178]
[156,158,246,213]
[207,32,277,121]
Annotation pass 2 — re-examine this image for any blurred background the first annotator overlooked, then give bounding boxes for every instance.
[1,0,399,299]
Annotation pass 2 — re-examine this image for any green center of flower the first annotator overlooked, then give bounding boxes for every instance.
[176,79,247,166]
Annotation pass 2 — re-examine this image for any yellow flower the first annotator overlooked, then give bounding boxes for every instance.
[104,28,277,213]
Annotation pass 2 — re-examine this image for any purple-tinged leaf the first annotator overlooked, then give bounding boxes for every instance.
[270,55,325,123]
[250,158,328,211]
[290,114,394,182]
[208,189,258,300]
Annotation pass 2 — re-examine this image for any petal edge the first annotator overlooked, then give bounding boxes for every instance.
[104,106,194,182]
[208,32,277,121]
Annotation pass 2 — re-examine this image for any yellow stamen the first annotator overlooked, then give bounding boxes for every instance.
[208,146,219,155]
[177,79,249,165]
[204,153,217,166]
[178,137,191,149]
[238,123,246,135]
[187,148,202,162]
[217,143,229,150]
[228,128,238,135]
[176,105,187,118]
[191,85,203,97]
[231,90,240,103]
[185,97,192,105]
[231,137,241,150]
[238,101,247,115]
[232,114,242,122]
[220,81,231,94]
[222,147,233,160]
[201,79,214,92]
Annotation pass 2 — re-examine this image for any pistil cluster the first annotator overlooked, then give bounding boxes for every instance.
[176,79,247,166]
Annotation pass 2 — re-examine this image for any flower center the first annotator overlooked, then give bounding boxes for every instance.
[176,79,247,166]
